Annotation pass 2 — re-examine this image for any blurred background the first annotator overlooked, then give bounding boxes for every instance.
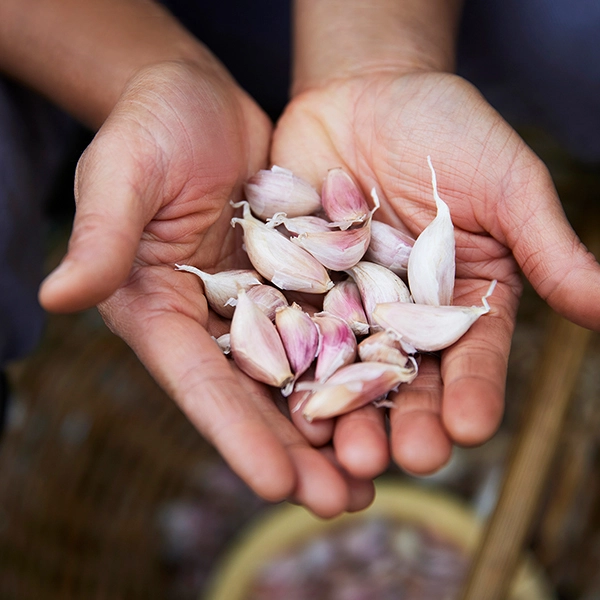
[1,128,600,600]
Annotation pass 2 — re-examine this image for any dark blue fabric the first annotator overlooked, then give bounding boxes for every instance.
[458,0,600,163]
[0,80,76,365]
[163,0,291,119]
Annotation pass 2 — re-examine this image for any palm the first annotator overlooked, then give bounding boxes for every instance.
[273,71,576,474]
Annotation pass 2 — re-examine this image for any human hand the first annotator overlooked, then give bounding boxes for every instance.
[39,61,375,517]
[272,70,600,477]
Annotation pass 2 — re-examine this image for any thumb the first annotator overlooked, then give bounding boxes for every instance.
[504,163,600,331]
[39,127,160,313]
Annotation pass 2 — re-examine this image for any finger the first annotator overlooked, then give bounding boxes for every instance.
[333,404,390,480]
[441,280,515,446]
[499,158,600,331]
[389,355,453,475]
[288,389,335,447]
[39,121,161,313]
[288,446,375,515]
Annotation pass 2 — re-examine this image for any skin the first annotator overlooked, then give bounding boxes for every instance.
[2,0,599,516]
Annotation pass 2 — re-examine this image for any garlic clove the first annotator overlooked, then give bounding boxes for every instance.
[311,312,357,382]
[357,329,409,367]
[364,220,415,276]
[231,201,334,294]
[407,156,456,306]
[322,279,369,336]
[372,280,497,352]
[290,223,372,271]
[345,261,412,330]
[230,289,294,394]
[298,361,418,421]
[244,165,322,220]
[175,264,263,318]
[275,303,320,380]
[245,284,289,321]
[321,168,370,228]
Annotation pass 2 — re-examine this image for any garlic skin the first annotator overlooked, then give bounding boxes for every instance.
[268,213,334,235]
[358,329,409,367]
[174,264,263,318]
[321,168,370,229]
[231,201,333,294]
[213,333,231,355]
[298,361,418,422]
[372,280,497,353]
[230,289,294,394]
[275,303,320,380]
[345,261,412,330]
[322,280,369,336]
[311,312,357,383]
[407,156,455,306]
[244,165,322,220]
[364,220,414,276]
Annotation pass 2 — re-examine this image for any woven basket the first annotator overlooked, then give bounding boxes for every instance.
[0,307,265,600]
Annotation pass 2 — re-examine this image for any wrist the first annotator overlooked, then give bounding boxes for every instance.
[291,0,463,96]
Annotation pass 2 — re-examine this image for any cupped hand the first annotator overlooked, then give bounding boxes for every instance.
[38,60,374,517]
[272,71,600,477]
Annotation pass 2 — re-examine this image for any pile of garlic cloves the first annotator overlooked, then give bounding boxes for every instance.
[176,157,495,422]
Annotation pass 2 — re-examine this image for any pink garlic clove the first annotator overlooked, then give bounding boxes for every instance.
[321,168,370,229]
[298,361,417,422]
[311,312,357,382]
[323,279,369,336]
[230,289,294,394]
[275,303,320,380]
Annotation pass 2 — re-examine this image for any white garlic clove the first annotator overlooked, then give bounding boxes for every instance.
[364,220,415,276]
[275,303,320,380]
[357,329,409,367]
[372,280,497,352]
[345,261,412,330]
[231,201,334,294]
[311,312,357,383]
[321,168,370,229]
[230,289,294,394]
[174,264,263,318]
[407,156,456,306]
[243,165,322,220]
[322,280,369,336]
[298,361,418,422]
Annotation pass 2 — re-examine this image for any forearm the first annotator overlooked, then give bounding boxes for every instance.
[0,0,227,129]
[292,0,464,95]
